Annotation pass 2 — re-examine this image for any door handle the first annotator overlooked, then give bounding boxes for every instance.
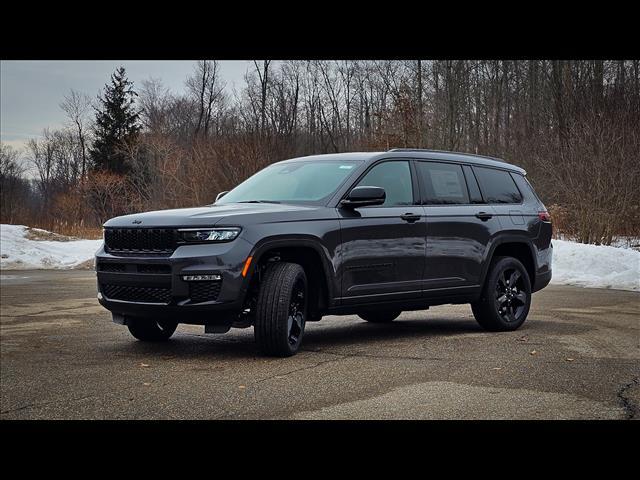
[475,211,493,221]
[400,213,421,223]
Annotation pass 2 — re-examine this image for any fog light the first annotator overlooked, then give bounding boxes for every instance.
[182,274,221,281]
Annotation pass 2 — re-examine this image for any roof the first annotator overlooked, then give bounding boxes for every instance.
[280,149,526,175]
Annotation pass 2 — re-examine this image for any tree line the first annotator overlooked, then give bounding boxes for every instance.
[1,60,638,244]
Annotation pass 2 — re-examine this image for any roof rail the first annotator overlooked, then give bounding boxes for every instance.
[387,148,504,163]
[388,148,428,152]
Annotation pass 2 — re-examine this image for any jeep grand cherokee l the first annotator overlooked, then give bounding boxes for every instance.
[96,149,553,357]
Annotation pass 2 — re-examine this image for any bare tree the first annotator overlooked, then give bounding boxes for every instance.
[186,61,226,137]
[0,143,30,223]
[139,78,172,133]
[253,60,272,135]
[60,90,92,178]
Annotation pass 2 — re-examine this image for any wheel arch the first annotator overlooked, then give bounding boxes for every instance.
[480,235,538,289]
[244,236,337,313]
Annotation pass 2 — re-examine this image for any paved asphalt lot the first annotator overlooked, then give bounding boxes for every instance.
[0,270,638,420]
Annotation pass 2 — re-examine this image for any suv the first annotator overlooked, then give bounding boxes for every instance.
[96,149,552,356]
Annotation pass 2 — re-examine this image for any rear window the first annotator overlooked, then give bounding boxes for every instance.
[511,173,542,204]
[473,167,522,204]
[417,162,470,205]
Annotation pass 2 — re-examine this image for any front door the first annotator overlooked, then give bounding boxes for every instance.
[338,160,426,304]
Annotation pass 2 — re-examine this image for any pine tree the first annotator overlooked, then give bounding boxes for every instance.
[90,67,141,174]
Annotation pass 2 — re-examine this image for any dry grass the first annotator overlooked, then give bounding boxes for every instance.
[24,227,80,242]
[25,220,102,240]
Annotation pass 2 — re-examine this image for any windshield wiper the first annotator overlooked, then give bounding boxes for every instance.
[236,200,281,204]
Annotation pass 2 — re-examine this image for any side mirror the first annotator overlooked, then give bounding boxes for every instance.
[340,186,386,208]
[215,191,229,202]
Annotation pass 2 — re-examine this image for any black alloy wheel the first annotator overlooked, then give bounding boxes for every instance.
[495,267,528,324]
[471,256,532,331]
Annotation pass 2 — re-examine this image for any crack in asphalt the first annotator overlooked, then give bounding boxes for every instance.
[251,348,446,386]
[617,376,639,420]
[0,377,159,416]
[0,304,98,318]
[0,393,97,415]
[302,348,437,362]
[255,356,344,384]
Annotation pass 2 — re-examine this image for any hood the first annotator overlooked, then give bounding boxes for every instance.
[103,202,325,228]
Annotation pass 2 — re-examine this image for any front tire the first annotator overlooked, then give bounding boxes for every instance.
[358,310,402,323]
[126,317,178,341]
[471,256,531,331]
[254,262,307,357]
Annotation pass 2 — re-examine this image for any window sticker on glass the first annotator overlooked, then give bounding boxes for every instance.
[431,170,464,198]
[339,165,354,169]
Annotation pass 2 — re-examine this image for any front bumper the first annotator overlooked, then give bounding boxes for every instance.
[95,237,254,323]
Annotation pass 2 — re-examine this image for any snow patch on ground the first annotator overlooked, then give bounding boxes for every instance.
[550,239,639,291]
[0,224,638,291]
[0,224,102,270]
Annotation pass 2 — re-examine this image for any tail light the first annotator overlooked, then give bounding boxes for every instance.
[538,210,551,222]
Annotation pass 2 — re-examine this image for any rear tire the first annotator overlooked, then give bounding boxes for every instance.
[254,262,307,357]
[358,310,401,323]
[126,317,178,341]
[471,256,531,331]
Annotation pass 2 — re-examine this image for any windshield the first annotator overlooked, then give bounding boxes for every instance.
[217,160,362,205]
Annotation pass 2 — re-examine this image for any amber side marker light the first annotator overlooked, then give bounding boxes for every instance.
[242,256,253,277]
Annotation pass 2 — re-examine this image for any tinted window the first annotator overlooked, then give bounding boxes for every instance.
[356,161,413,206]
[462,165,484,203]
[417,162,469,205]
[473,167,523,204]
[511,173,541,204]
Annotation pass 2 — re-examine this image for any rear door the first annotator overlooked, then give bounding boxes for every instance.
[472,166,527,231]
[416,160,499,290]
[338,160,426,303]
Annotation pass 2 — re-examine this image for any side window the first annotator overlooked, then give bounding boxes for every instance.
[355,161,414,206]
[511,172,541,204]
[473,166,523,204]
[417,161,470,205]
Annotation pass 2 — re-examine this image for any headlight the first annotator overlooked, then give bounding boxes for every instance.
[179,227,241,243]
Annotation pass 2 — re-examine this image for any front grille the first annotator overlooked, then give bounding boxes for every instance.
[104,228,177,255]
[102,284,172,304]
[98,262,126,273]
[189,281,222,303]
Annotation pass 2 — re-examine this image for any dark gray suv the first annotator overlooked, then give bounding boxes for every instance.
[96,149,553,356]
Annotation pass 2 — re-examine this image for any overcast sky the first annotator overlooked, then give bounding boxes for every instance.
[0,60,253,153]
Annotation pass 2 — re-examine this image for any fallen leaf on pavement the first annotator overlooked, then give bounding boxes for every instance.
[566,358,575,362]
[530,350,537,355]
[140,363,150,367]
[143,382,151,386]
